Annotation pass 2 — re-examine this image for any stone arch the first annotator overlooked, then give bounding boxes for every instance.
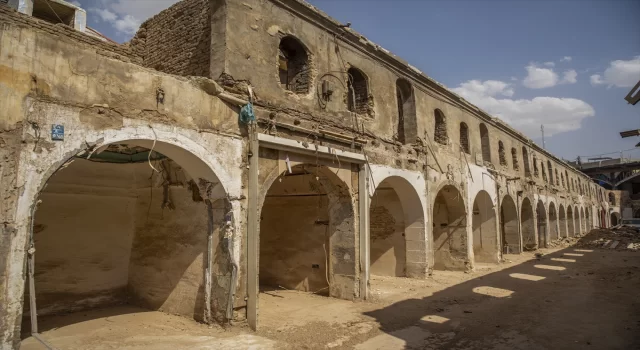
[480,123,491,165]
[278,35,311,94]
[611,211,621,226]
[580,207,586,233]
[521,197,536,250]
[567,205,575,237]
[434,109,448,145]
[370,175,426,278]
[574,205,580,235]
[258,162,356,300]
[559,204,567,238]
[18,133,240,340]
[500,194,519,254]
[472,190,498,263]
[549,201,559,240]
[459,122,470,154]
[432,184,468,270]
[396,78,417,144]
[536,199,547,248]
[347,67,370,115]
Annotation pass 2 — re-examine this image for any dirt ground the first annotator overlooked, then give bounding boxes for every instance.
[21,243,640,349]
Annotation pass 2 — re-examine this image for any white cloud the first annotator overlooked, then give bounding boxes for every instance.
[590,56,640,88]
[560,56,572,62]
[523,64,559,89]
[544,61,555,67]
[561,69,577,84]
[90,8,117,22]
[452,79,595,137]
[88,0,180,39]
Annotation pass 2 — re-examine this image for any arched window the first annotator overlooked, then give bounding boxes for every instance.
[459,122,470,154]
[480,123,491,164]
[396,79,417,144]
[511,148,519,170]
[547,161,554,185]
[555,169,559,187]
[533,155,539,177]
[609,192,616,205]
[278,36,310,94]
[347,67,369,115]
[541,163,547,182]
[434,109,448,145]
[561,173,565,187]
[522,147,531,176]
[498,141,507,166]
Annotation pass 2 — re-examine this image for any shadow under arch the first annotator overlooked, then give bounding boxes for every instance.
[21,138,235,339]
[521,197,535,250]
[500,194,519,254]
[258,161,357,300]
[370,175,427,278]
[432,184,468,271]
[472,190,499,263]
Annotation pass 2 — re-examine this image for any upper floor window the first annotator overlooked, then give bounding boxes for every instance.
[396,79,417,144]
[498,141,507,166]
[434,109,448,145]
[533,155,539,177]
[555,169,559,187]
[347,67,370,115]
[278,36,310,94]
[541,163,547,182]
[561,173,565,188]
[480,123,491,164]
[547,161,554,185]
[459,122,470,154]
[522,147,531,176]
[609,192,615,205]
[511,148,519,170]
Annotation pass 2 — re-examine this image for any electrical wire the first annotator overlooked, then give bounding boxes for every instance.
[44,0,65,24]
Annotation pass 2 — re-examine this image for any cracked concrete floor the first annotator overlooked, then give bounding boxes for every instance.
[20,245,640,349]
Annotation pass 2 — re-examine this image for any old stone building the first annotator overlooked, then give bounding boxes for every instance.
[0,0,624,348]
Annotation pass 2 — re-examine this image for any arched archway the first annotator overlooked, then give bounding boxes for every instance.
[567,206,575,237]
[611,212,621,226]
[501,195,519,254]
[521,198,536,250]
[433,185,468,270]
[472,191,498,263]
[559,204,567,238]
[536,200,547,248]
[259,163,355,299]
[24,139,234,335]
[369,176,426,278]
[549,202,558,240]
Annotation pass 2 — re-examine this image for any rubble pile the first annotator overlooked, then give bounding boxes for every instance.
[574,226,640,251]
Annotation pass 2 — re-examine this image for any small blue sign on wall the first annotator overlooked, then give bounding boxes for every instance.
[51,124,64,141]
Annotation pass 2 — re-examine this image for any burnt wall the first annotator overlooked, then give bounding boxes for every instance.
[130,0,214,77]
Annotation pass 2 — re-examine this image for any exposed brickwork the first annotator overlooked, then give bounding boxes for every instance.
[511,148,519,170]
[369,205,396,240]
[522,148,531,176]
[129,0,212,77]
[347,67,370,115]
[0,5,140,64]
[459,122,470,154]
[434,109,447,145]
[279,36,311,94]
[498,142,507,166]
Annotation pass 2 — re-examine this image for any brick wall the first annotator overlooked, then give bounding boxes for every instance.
[129,0,212,77]
[0,4,140,64]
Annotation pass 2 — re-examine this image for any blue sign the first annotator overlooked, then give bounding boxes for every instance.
[51,124,64,141]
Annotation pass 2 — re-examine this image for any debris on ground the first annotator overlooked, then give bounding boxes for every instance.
[574,227,640,251]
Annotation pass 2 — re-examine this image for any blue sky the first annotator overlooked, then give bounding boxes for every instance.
[74,0,640,161]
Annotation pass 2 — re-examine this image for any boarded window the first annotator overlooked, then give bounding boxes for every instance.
[396,79,417,144]
[434,109,448,145]
[498,142,507,166]
[347,67,369,115]
[511,148,519,170]
[522,147,531,176]
[459,122,470,153]
[279,36,310,94]
[480,123,491,164]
